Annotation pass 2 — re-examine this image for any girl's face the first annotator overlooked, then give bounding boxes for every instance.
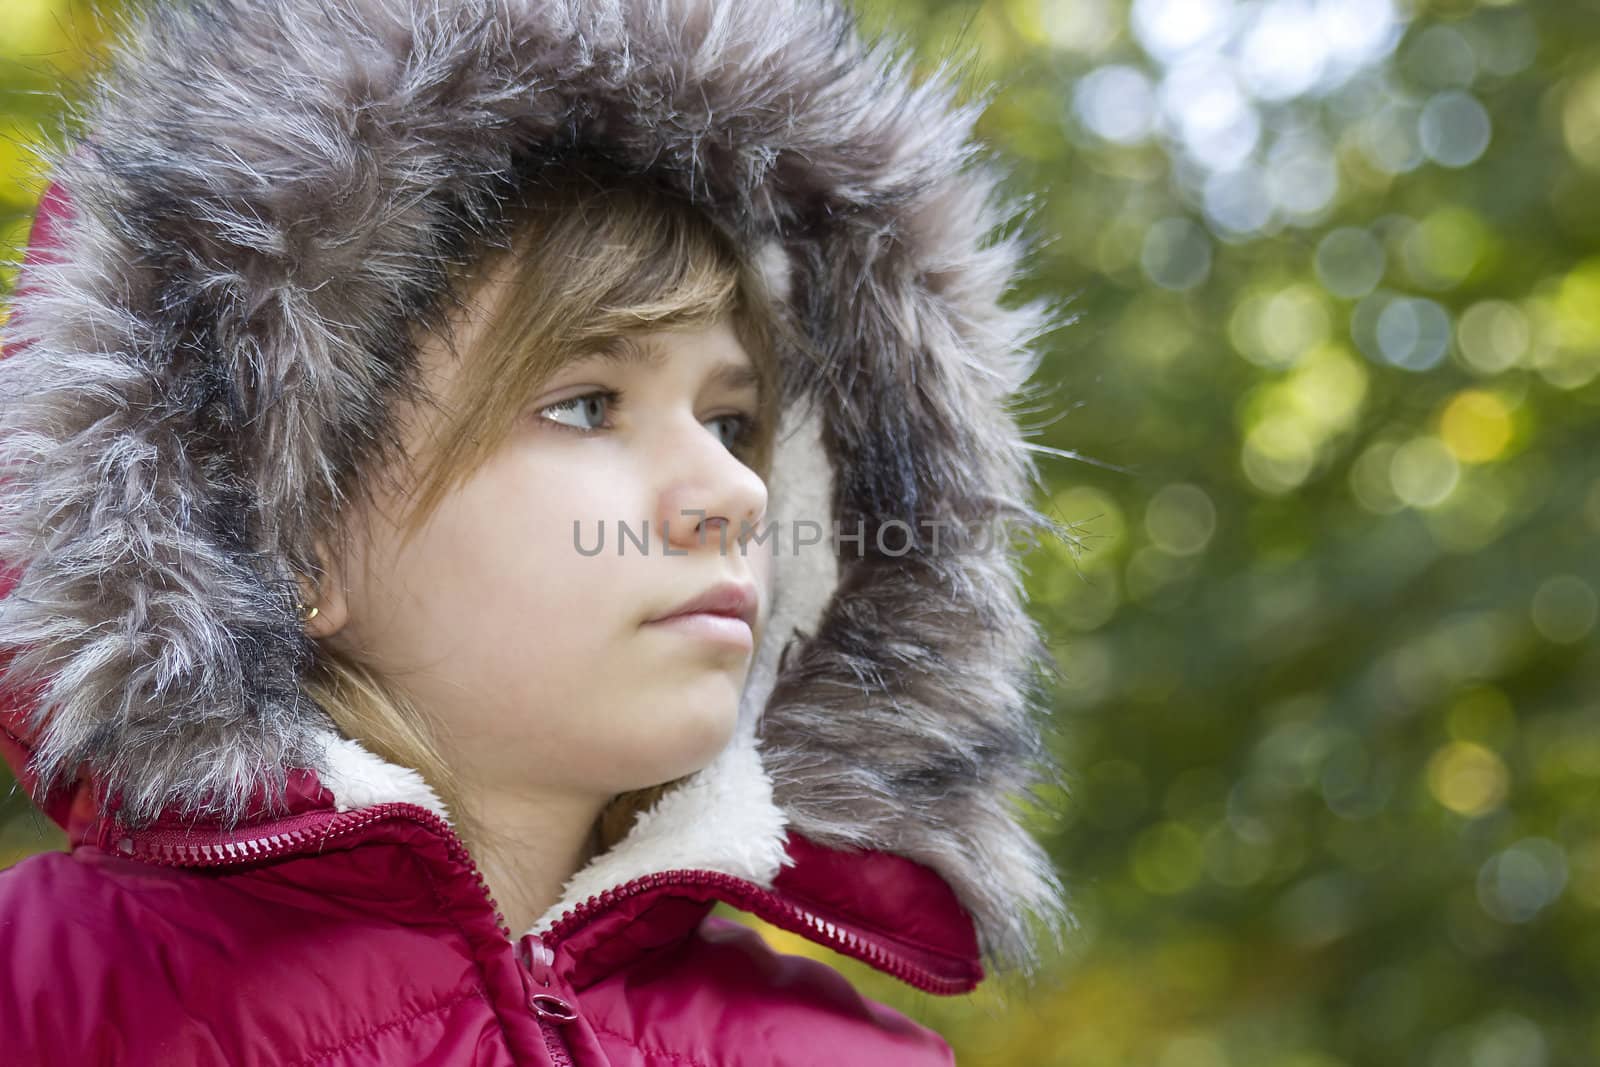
[310,303,773,806]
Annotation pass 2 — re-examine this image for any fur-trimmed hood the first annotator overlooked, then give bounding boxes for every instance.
[0,0,1073,983]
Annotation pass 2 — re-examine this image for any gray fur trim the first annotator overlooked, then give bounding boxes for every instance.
[0,0,1075,980]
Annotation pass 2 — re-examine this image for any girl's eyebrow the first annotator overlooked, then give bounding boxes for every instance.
[596,334,764,397]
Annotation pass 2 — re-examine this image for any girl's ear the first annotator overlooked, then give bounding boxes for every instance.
[299,536,352,642]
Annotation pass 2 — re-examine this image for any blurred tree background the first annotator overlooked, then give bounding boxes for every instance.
[4,0,1598,1064]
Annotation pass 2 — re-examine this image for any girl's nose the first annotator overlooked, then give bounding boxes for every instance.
[656,436,768,555]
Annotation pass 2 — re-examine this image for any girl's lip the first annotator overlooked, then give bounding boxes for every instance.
[647,581,759,631]
[643,611,754,650]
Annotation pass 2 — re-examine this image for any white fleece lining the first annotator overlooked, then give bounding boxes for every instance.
[527,726,790,935]
[317,731,452,820]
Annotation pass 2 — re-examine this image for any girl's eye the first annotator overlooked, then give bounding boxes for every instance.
[707,413,757,453]
[537,389,620,433]
[536,389,761,456]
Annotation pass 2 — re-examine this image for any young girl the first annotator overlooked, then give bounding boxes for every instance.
[0,1,1073,1064]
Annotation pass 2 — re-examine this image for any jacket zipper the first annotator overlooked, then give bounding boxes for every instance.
[520,938,577,1067]
[540,869,976,995]
[539,1021,575,1067]
[115,803,515,933]
[113,800,974,995]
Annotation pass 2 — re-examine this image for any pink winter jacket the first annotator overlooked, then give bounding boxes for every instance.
[0,710,981,1065]
[0,1,1073,1064]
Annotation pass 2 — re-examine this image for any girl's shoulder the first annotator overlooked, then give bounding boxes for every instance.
[0,846,490,1067]
[0,849,193,1064]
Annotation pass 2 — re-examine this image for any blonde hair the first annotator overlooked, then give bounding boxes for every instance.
[301,164,794,861]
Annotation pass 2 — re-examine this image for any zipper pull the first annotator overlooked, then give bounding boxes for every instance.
[518,934,557,987]
[517,934,578,1023]
[530,992,578,1024]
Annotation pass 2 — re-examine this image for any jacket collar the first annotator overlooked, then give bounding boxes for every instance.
[0,710,983,993]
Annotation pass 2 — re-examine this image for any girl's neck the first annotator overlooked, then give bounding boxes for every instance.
[457,785,609,937]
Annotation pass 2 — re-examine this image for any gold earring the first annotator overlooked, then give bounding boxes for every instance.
[294,573,320,623]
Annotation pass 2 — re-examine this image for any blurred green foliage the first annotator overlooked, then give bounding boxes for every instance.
[4,0,1600,1064]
